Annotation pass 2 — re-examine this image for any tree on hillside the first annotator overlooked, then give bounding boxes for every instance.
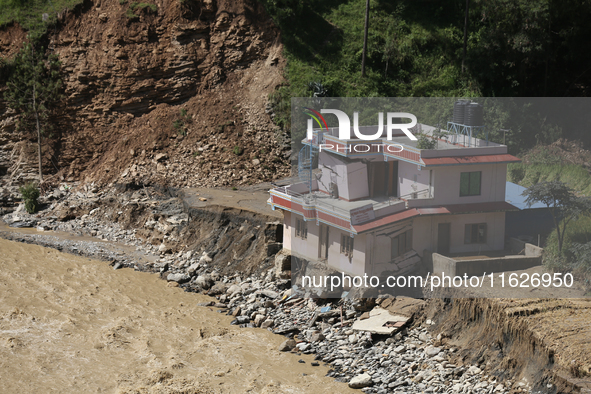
[4,41,62,182]
[523,181,591,252]
[361,0,370,77]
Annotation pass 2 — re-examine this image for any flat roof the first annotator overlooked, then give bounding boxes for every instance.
[422,154,521,166]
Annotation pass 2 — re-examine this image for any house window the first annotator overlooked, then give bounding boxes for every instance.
[464,223,487,244]
[391,229,413,259]
[460,171,481,197]
[341,234,354,258]
[295,217,307,239]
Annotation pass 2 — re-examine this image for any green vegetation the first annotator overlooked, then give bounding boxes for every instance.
[509,163,591,196]
[232,146,243,156]
[544,215,591,292]
[125,8,139,20]
[0,0,83,38]
[4,41,62,181]
[260,0,591,146]
[523,181,591,292]
[19,182,40,214]
[124,2,157,20]
[129,2,157,12]
[416,134,436,150]
[172,108,191,136]
[508,145,591,195]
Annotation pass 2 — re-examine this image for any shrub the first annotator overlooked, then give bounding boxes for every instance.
[416,134,436,150]
[508,163,526,183]
[19,183,40,214]
[233,146,243,156]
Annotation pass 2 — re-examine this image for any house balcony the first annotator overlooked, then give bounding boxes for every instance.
[268,181,432,234]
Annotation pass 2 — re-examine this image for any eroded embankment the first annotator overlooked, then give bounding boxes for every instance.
[3,184,591,393]
[424,298,591,393]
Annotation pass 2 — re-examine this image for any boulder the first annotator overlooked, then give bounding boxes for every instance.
[278,339,296,352]
[261,319,274,329]
[349,373,373,389]
[187,263,200,275]
[208,282,228,296]
[226,284,241,295]
[424,345,441,357]
[167,273,190,283]
[260,289,279,299]
[195,274,214,290]
[199,253,212,264]
[274,253,291,279]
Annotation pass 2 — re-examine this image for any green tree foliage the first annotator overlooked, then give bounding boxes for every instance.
[523,181,591,252]
[19,182,40,214]
[258,0,591,145]
[4,41,62,182]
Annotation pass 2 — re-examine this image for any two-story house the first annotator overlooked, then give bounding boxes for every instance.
[268,122,520,278]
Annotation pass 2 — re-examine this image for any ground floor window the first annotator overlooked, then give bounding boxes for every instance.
[295,217,307,239]
[341,234,354,258]
[464,223,487,244]
[392,229,413,259]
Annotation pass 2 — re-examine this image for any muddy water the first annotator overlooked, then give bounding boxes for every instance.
[0,239,354,394]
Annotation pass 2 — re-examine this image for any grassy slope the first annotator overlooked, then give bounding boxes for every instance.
[510,144,591,284]
[0,0,83,37]
[267,0,478,128]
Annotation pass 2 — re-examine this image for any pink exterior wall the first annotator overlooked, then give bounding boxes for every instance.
[283,211,321,262]
[318,151,369,200]
[430,163,507,205]
[283,211,368,276]
[413,212,506,255]
[326,230,367,276]
[398,160,432,198]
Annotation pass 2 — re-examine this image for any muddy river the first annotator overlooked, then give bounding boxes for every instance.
[0,238,354,393]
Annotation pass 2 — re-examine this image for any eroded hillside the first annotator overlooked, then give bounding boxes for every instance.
[0,0,290,191]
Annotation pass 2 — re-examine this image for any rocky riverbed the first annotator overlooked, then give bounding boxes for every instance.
[0,185,548,393]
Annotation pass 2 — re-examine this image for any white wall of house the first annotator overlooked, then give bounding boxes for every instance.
[398,161,432,198]
[318,151,369,201]
[430,163,507,205]
[413,211,506,256]
[346,162,369,201]
[326,230,367,276]
[282,211,321,262]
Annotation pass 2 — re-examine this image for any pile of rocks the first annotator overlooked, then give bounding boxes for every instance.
[199,280,522,394]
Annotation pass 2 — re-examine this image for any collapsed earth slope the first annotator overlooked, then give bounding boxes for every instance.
[0,0,290,191]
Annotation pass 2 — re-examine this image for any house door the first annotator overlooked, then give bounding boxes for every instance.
[387,161,398,197]
[369,162,386,198]
[318,224,329,260]
[437,223,451,255]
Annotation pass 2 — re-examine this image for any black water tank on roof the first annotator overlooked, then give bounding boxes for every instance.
[453,99,470,124]
[465,102,484,126]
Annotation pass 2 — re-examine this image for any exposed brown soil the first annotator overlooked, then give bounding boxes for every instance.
[424,298,591,393]
[0,0,291,190]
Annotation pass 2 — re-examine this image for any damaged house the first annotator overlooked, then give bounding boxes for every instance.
[268,105,520,279]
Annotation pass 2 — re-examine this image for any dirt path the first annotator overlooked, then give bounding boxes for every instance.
[178,184,282,219]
